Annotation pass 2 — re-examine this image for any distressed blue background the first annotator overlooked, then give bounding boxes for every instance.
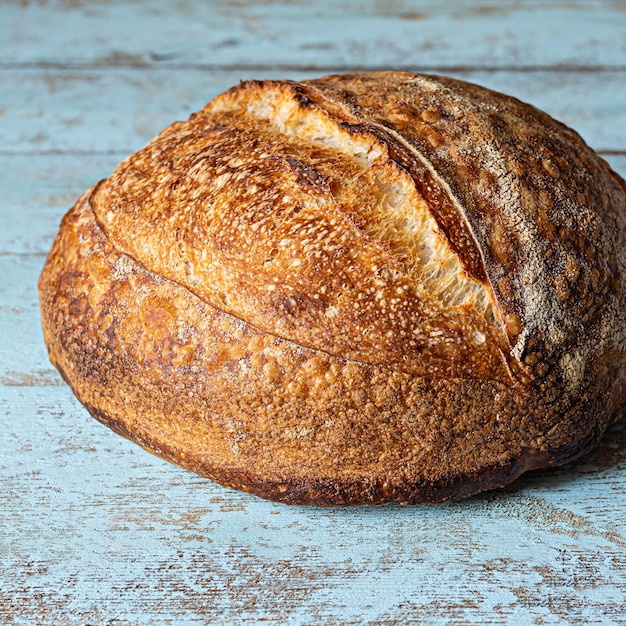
[1,1,625,623]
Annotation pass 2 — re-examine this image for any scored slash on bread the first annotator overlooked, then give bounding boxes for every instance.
[39,72,626,504]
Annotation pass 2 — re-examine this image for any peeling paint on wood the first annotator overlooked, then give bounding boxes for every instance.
[1,0,626,70]
[1,70,625,154]
[0,154,122,254]
[3,254,626,608]
[1,384,626,623]
[1,0,625,623]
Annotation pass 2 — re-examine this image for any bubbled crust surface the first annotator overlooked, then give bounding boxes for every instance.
[39,71,626,504]
[91,78,510,383]
[39,191,624,504]
[300,72,626,387]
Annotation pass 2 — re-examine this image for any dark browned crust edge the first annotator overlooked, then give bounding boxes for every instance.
[292,80,489,284]
[79,395,604,506]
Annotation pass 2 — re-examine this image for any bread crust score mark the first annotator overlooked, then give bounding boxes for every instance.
[38,72,626,504]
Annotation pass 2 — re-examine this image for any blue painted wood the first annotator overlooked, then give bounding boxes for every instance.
[2,0,626,69]
[0,154,123,254]
[1,383,626,623]
[1,0,626,624]
[2,69,626,154]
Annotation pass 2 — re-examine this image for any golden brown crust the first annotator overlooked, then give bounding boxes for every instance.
[89,81,509,383]
[299,73,626,385]
[38,72,626,504]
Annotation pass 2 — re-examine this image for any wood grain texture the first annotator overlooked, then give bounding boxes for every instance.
[1,385,626,624]
[2,0,626,70]
[2,69,626,154]
[1,0,625,622]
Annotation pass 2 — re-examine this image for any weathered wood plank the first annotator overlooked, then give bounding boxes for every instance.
[2,153,625,257]
[1,69,625,155]
[0,153,121,254]
[2,0,626,70]
[1,383,625,624]
[0,254,58,385]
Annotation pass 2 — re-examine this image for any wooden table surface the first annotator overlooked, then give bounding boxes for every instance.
[1,1,626,623]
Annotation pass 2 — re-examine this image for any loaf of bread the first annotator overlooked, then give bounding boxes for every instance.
[39,71,626,504]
